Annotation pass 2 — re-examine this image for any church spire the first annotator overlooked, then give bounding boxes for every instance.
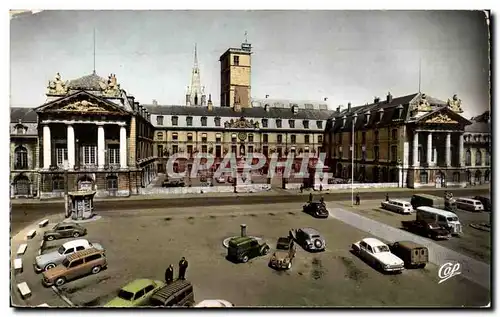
[186,43,206,106]
[194,43,198,68]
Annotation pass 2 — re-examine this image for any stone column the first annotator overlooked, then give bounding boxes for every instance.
[43,125,51,169]
[119,125,127,168]
[445,132,451,167]
[412,131,419,167]
[67,124,75,169]
[458,133,464,167]
[426,132,432,166]
[97,124,105,168]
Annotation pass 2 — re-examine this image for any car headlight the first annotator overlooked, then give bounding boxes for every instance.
[384,264,390,269]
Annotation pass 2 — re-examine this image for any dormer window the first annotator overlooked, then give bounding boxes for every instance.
[292,105,299,113]
[172,116,178,126]
[342,116,347,127]
[264,104,270,112]
[201,116,207,127]
[16,125,25,134]
[186,116,193,127]
[364,111,371,125]
[288,120,295,128]
[214,117,221,127]
[378,108,384,122]
[262,119,268,128]
[276,119,282,128]
[396,104,404,119]
[303,120,309,129]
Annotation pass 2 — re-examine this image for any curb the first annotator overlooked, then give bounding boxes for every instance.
[51,286,75,307]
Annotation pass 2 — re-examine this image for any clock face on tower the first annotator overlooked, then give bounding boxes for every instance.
[238,132,247,141]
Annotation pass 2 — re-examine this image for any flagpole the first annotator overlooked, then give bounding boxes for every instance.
[351,114,356,206]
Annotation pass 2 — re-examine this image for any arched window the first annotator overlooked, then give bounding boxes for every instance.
[475,150,482,166]
[14,146,28,169]
[465,149,472,166]
[106,175,118,190]
[420,171,428,184]
[14,175,30,195]
[52,176,65,191]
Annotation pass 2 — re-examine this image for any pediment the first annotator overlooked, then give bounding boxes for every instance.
[416,107,471,126]
[36,91,129,115]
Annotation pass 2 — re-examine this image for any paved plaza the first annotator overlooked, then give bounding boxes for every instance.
[11,201,490,307]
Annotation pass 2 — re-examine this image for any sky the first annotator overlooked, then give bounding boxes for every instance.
[10,10,490,118]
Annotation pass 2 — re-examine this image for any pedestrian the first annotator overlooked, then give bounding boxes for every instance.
[309,193,313,203]
[320,196,325,206]
[178,257,188,280]
[165,264,174,284]
[319,184,323,192]
[300,184,303,193]
[355,193,361,205]
[385,193,389,202]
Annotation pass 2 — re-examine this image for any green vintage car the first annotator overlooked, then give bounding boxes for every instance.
[104,279,165,307]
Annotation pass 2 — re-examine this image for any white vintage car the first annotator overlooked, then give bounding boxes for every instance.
[381,199,413,214]
[351,238,404,273]
[194,299,234,307]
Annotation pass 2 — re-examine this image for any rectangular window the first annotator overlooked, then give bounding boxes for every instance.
[303,120,309,129]
[232,134,237,143]
[263,134,268,143]
[187,145,193,154]
[262,119,268,128]
[201,117,207,127]
[248,146,254,153]
[201,134,207,143]
[172,116,178,126]
[215,117,221,127]
[172,145,178,154]
[56,146,68,166]
[202,145,207,153]
[374,146,379,160]
[187,134,193,142]
[156,116,164,126]
[108,145,120,165]
[107,177,118,190]
[216,135,222,143]
[391,146,397,162]
[316,121,323,129]
[172,133,178,141]
[157,145,163,157]
[288,120,295,128]
[304,135,310,144]
[277,135,283,144]
[186,117,193,126]
[233,55,240,65]
[291,135,296,144]
[248,134,254,143]
[276,119,282,128]
[231,145,237,153]
[318,135,323,143]
[83,146,96,165]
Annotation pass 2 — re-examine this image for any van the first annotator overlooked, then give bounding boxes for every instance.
[455,198,484,212]
[381,199,413,214]
[411,194,457,212]
[416,206,462,235]
[149,279,195,307]
[389,241,428,268]
[42,248,107,287]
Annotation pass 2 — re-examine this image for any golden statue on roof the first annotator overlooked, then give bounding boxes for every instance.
[447,94,463,113]
[47,72,68,95]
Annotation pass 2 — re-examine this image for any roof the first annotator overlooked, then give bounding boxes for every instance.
[394,241,425,249]
[150,279,191,302]
[144,104,335,120]
[10,107,37,123]
[362,237,386,247]
[121,279,158,292]
[66,247,102,262]
[412,193,444,200]
[416,206,457,217]
[301,227,320,235]
[62,239,90,249]
[465,121,490,133]
[67,72,107,91]
[229,236,255,245]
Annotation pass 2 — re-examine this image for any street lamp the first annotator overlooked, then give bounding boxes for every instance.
[351,113,357,206]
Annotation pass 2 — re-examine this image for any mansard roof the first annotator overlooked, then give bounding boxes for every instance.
[67,72,108,91]
[144,104,335,120]
[10,107,37,123]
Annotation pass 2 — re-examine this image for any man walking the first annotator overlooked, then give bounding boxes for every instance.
[165,264,174,284]
[178,257,189,280]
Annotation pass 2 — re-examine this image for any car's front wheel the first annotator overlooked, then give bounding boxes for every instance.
[73,232,80,238]
[91,265,101,274]
[46,236,55,241]
[55,277,66,286]
[241,255,249,263]
[261,245,270,255]
[44,263,56,271]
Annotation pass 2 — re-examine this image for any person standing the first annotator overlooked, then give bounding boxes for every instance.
[355,193,361,205]
[178,257,189,280]
[165,264,174,284]
[309,193,313,203]
[385,193,389,202]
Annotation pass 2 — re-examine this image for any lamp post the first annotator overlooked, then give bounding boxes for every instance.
[351,113,357,206]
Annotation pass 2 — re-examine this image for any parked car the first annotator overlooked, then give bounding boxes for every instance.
[351,238,404,273]
[227,236,270,263]
[289,227,326,252]
[416,206,462,235]
[389,241,428,269]
[34,239,104,272]
[411,194,457,212]
[149,279,195,307]
[194,299,234,307]
[42,248,107,287]
[302,201,329,218]
[269,237,296,270]
[474,196,491,212]
[401,220,451,240]
[105,279,165,307]
[381,199,413,214]
[455,198,485,212]
[43,222,87,241]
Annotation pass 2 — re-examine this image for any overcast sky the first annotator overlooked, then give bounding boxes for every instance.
[10,10,489,118]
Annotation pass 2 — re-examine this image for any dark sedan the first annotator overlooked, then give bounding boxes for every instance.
[303,202,329,218]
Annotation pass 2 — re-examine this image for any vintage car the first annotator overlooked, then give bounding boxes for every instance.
[303,201,329,218]
[351,238,405,273]
[194,299,234,307]
[34,239,104,272]
[227,236,270,263]
[149,279,195,307]
[42,248,107,287]
[289,227,326,252]
[389,241,428,269]
[105,279,165,307]
[381,199,413,214]
[474,196,491,212]
[401,220,451,240]
[43,222,87,241]
[269,237,296,270]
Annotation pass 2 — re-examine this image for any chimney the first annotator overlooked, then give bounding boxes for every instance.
[324,97,328,101]
[207,94,213,111]
[374,97,380,103]
[152,99,158,106]
[265,94,269,98]
[347,102,352,113]
[336,105,341,113]
[386,92,393,103]
[264,104,270,112]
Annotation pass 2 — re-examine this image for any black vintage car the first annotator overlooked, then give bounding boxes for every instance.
[303,202,329,218]
[227,236,270,263]
[401,220,451,240]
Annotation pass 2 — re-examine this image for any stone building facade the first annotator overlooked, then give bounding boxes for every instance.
[323,92,483,189]
[10,72,157,199]
[463,111,491,185]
